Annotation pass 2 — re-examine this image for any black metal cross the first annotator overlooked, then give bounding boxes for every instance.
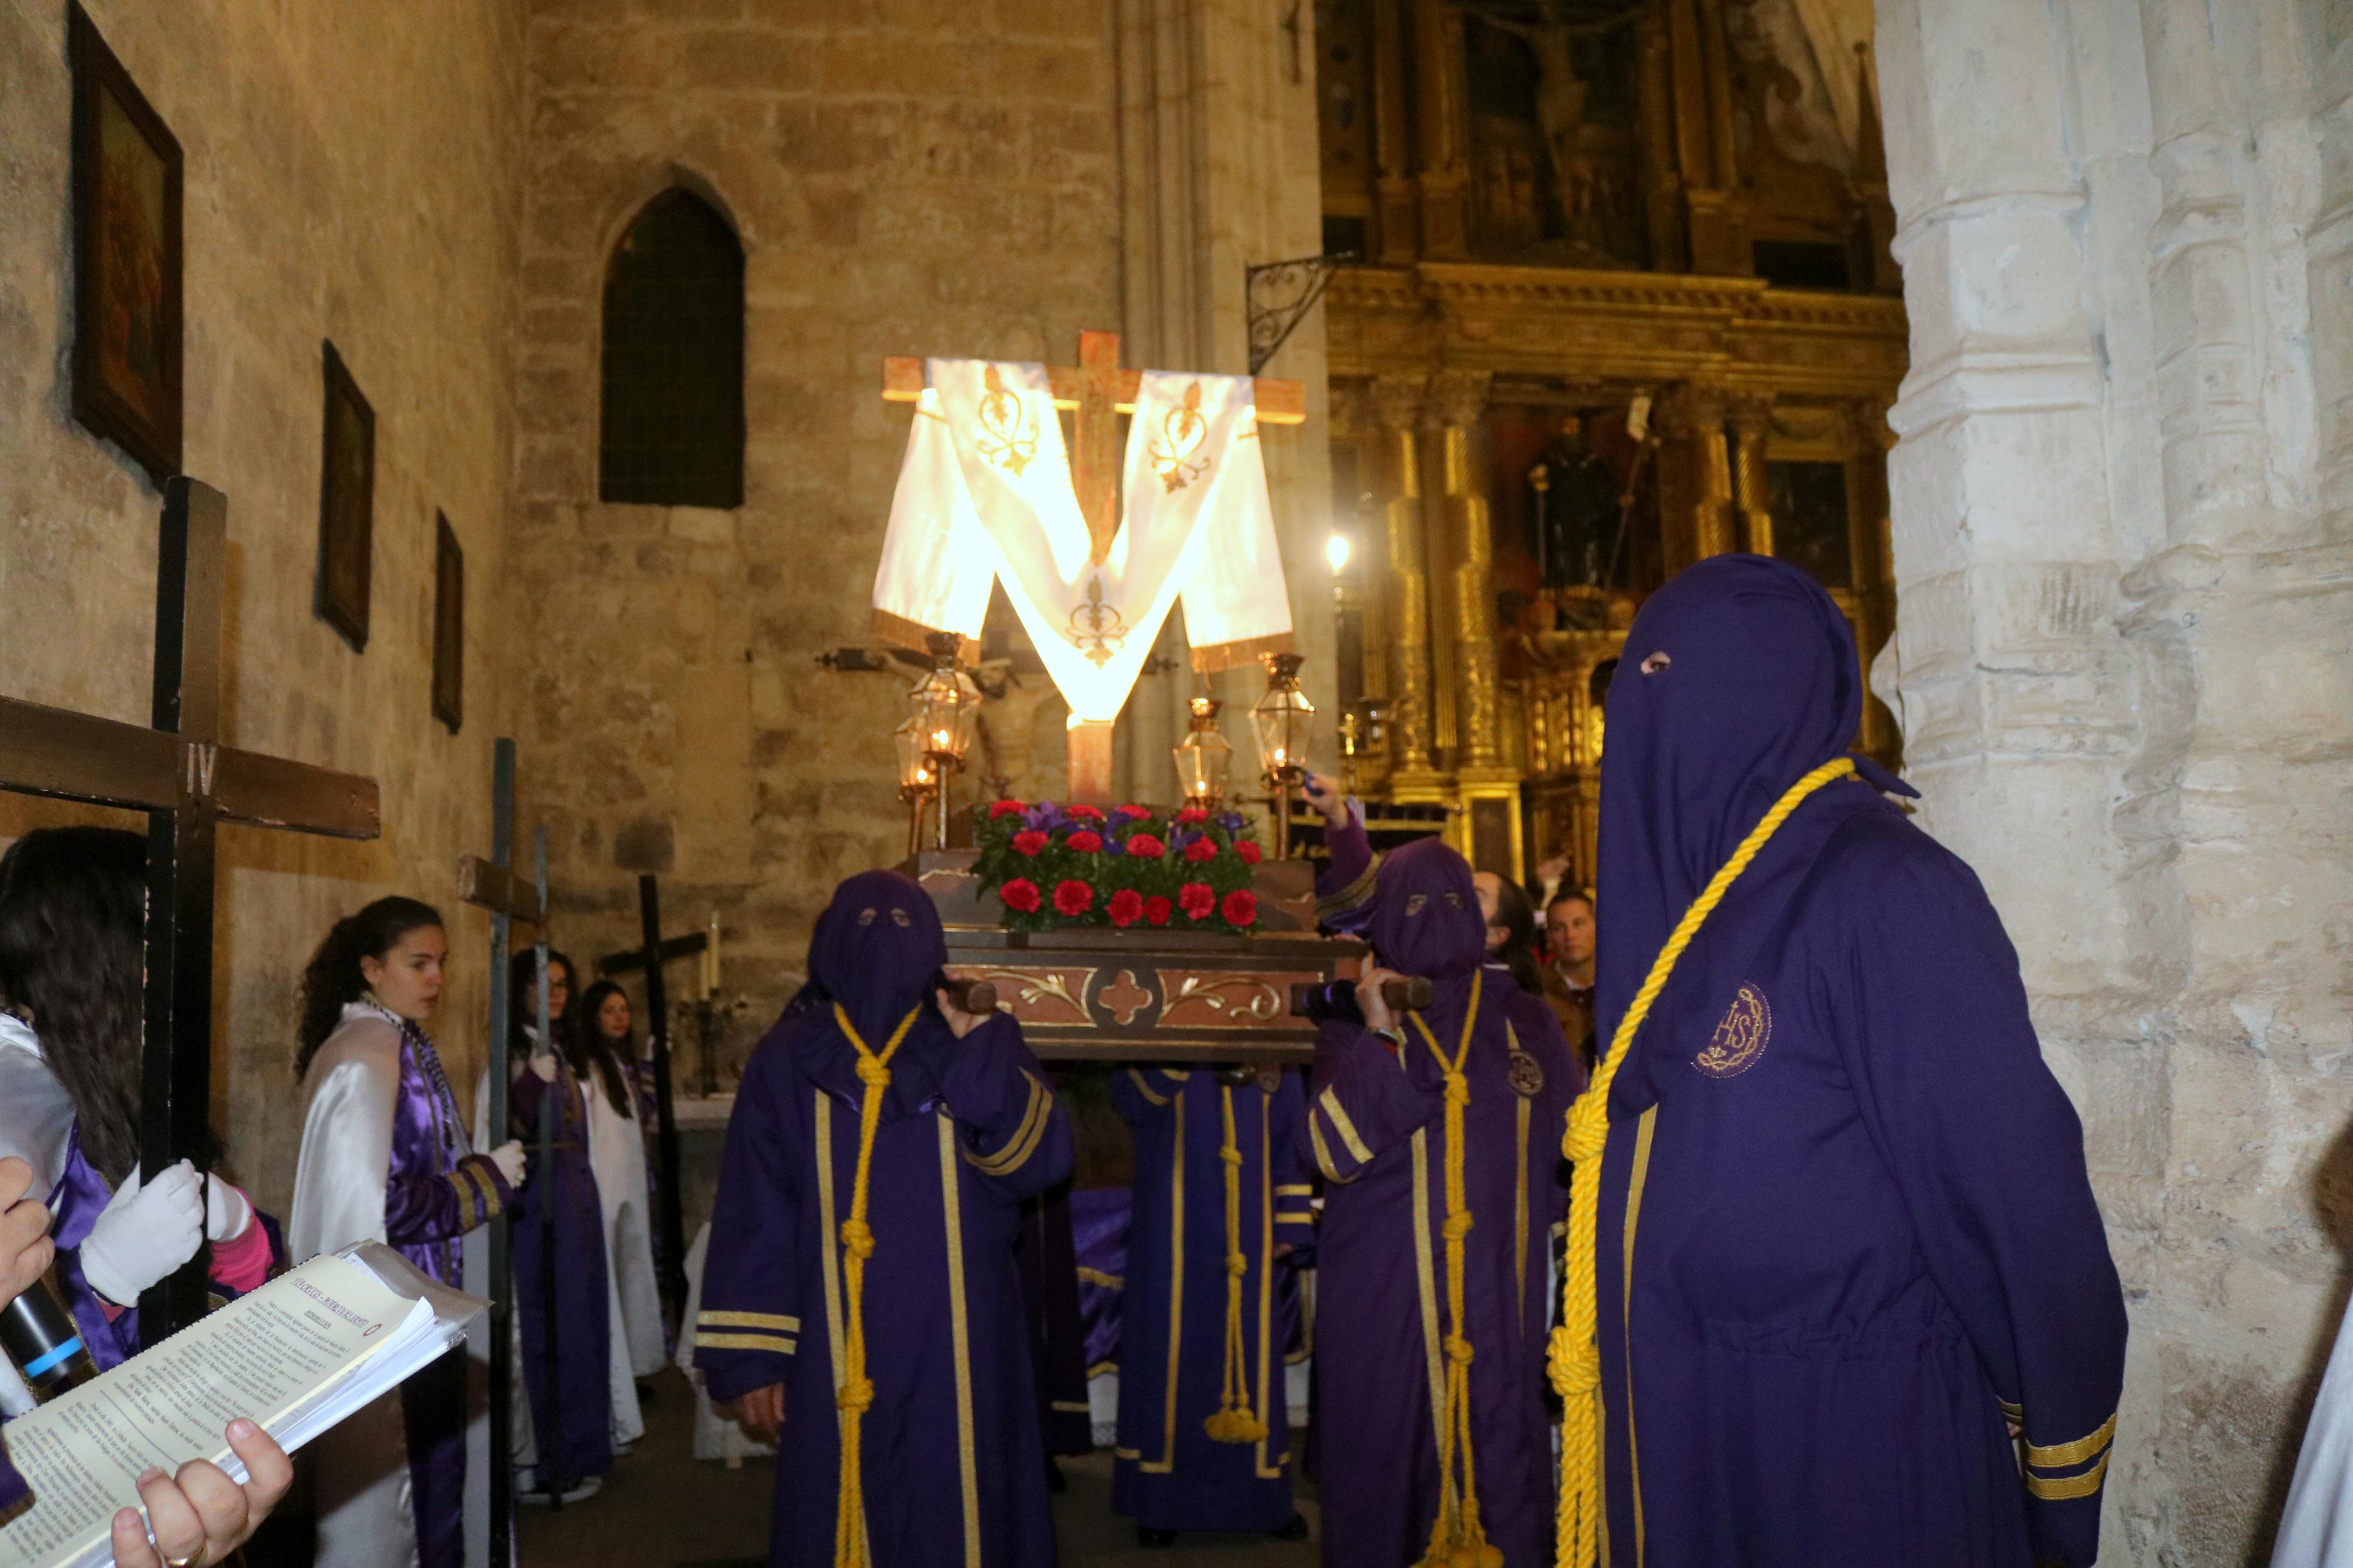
[0,478,380,1341]
[453,739,539,1560]
[594,874,691,1327]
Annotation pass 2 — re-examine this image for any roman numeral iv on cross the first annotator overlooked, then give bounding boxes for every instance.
[0,478,381,1342]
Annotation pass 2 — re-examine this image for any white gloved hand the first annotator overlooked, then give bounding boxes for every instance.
[204,1174,253,1243]
[80,1160,204,1306]
[487,1141,527,1189]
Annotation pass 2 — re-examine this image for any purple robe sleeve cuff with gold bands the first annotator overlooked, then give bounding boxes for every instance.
[963,1069,1055,1178]
[1314,816,1378,931]
[385,1153,512,1246]
[695,1309,800,1359]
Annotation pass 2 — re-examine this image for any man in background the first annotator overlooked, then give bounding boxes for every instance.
[1543,890,1596,1069]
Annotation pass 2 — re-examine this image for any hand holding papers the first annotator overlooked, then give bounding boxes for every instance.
[0,1242,483,1568]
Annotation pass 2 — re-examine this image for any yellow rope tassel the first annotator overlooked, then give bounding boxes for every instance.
[831,1002,920,1568]
[1406,969,1504,1568]
[1205,1083,1269,1445]
[1549,758,1856,1567]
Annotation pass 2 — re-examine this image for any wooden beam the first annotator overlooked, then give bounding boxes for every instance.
[882,355,1308,425]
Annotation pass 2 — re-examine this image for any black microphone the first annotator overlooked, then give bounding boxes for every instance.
[1,1276,99,1402]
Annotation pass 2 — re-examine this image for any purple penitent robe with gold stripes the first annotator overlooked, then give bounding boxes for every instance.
[1306,839,1585,1568]
[697,870,1072,1568]
[1110,1066,1313,1535]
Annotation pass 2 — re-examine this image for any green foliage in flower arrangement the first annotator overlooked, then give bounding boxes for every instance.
[969,799,1266,934]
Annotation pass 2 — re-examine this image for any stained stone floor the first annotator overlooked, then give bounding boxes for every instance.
[516,1368,1320,1568]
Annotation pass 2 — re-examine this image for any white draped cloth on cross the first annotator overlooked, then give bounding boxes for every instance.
[871,357,1296,726]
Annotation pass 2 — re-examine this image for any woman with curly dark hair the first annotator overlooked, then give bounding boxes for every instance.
[289,895,526,1568]
[0,826,273,1374]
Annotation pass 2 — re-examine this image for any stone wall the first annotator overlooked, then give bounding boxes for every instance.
[0,0,526,1216]
[1875,0,2353,1558]
[513,0,1331,1060]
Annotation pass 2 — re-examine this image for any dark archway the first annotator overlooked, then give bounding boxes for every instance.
[599,189,744,508]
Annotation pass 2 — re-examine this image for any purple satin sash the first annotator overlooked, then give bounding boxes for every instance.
[46,1128,136,1370]
[390,1016,471,1285]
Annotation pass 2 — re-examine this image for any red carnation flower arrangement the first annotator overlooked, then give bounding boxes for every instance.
[968,801,1266,936]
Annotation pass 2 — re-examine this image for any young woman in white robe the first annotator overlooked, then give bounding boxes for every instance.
[573,980,666,1384]
[290,898,525,1568]
[475,951,645,1469]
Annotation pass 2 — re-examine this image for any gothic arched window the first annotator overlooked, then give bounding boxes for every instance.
[599,190,744,507]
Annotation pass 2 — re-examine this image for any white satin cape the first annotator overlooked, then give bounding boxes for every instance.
[2274,1296,2353,1566]
[291,1004,494,1568]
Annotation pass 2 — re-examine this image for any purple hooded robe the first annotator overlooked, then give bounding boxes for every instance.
[1109,1065,1314,1534]
[1305,838,1585,1567]
[695,870,1073,1567]
[1588,555,2126,1567]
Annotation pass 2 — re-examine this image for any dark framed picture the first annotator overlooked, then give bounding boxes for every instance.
[315,341,375,651]
[69,2,182,485]
[432,513,464,733]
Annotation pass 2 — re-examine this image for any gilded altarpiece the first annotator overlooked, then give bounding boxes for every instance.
[1315,0,1905,893]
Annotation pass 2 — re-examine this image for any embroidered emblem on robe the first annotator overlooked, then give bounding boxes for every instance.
[1507,1049,1545,1097]
[1694,984,1772,1078]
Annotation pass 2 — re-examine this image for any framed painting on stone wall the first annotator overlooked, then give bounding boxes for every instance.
[315,341,375,652]
[68,2,182,486]
[431,512,463,733]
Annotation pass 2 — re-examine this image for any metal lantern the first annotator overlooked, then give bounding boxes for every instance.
[1252,651,1315,858]
[907,631,982,849]
[1171,696,1232,809]
[893,716,938,857]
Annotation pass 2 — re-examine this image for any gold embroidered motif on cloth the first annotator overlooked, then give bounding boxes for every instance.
[975,365,1038,475]
[1693,983,1773,1079]
[1148,381,1212,492]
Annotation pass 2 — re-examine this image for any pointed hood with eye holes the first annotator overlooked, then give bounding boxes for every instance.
[783,869,959,1115]
[1593,554,1911,1110]
[1366,834,1492,1051]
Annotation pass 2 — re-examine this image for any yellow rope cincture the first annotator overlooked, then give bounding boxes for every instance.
[830,1002,920,1568]
[1549,757,1855,1568]
[1205,1083,1270,1445]
[1405,968,1503,1568]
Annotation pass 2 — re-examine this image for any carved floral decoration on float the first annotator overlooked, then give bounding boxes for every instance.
[971,801,1262,934]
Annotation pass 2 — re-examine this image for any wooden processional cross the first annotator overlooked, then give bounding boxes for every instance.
[0,478,381,1341]
[455,738,540,1547]
[881,330,1305,801]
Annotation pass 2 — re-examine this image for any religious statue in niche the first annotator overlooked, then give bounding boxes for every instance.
[1527,415,1627,598]
[1462,0,1647,267]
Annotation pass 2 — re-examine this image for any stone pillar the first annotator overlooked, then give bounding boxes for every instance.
[1875,0,2353,1554]
[1727,396,1774,557]
[1412,0,1470,260]
[1370,374,1441,793]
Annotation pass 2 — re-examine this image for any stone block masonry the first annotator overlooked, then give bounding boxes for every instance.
[0,0,527,1219]
[510,0,1129,1057]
